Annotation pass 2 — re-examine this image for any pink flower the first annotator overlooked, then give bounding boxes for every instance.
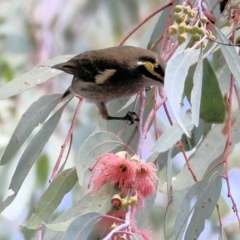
[91,153,136,194]
[134,162,157,199]
[91,153,157,205]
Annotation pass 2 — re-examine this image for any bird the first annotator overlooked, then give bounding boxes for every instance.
[52,46,165,124]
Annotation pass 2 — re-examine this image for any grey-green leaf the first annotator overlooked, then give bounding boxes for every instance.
[185,172,222,239]
[152,111,193,152]
[191,54,203,126]
[165,49,198,136]
[62,212,102,240]
[1,94,61,165]
[24,168,78,229]
[0,102,66,212]
[0,54,75,100]
[76,131,123,185]
[214,26,240,87]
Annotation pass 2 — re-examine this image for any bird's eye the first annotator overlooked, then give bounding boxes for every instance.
[154,65,159,70]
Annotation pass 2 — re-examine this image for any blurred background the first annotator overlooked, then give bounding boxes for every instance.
[0,0,240,239]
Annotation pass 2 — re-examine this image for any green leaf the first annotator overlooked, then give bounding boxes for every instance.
[87,183,118,214]
[200,59,225,123]
[214,26,240,87]
[218,227,228,240]
[131,234,145,240]
[135,189,157,228]
[0,102,66,212]
[152,111,193,152]
[185,172,222,239]
[191,54,203,126]
[36,154,50,188]
[164,189,188,239]
[170,110,240,191]
[43,193,93,239]
[76,131,123,185]
[0,94,61,165]
[185,58,225,123]
[0,55,75,100]
[165,49,199,137]
[43,218,75,232]
[139,13,161,48]
[24,168,78,229]
[171,168,222,240]
[62,212,102,240]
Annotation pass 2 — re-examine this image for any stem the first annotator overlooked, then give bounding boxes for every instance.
[117,1,173,46]
[50,97,82,181]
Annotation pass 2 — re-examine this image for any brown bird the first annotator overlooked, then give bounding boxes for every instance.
[52,46,165,124]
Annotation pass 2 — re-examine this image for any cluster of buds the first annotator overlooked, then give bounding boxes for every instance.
[169,4,216,47]
[111,192,138,210]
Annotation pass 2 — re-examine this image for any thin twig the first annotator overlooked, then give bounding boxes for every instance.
[136,90,146,157]
[117,1,173,46]
[103,206,132,240]
[50,97,83,181]
[137,89,167,157]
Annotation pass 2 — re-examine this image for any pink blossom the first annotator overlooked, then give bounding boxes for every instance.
[134,162,157,199]
[91,153,136,194]
[91,153,157,204]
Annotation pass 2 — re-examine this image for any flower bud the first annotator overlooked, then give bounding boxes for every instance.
[188,10,196,18]
[110,222,117,230]
[169,23,178,35]
[115,151,129,159]
[128,193,138,206]
[174,5,183,13]
[174,13,185,24]
[200,17,208,24]
[183,6,191,14]
[111,194,122,208]
[178,32,188,44]
[192,33,201,41]
[120,197,129,211]
[178,22,187,33]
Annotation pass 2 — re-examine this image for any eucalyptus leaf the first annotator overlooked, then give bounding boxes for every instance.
[191,54,203,126]
[0,55,75,100]
[62,212,102,240]
[200,59,225,123]
[1,94,61,165]
[214,26,240,87]
[24,168,78,229]
[165,49,198,137]
[152,111,193,153]
[43,193,94,240]
[218,227,228,240]
[171,168,222,240]
[87,183,118,214]
[131,234,145,240]
[185,59,225,123]
[0,102,66,212]
[185,172,222,239]
[163,123,226,192]
[135,188,157,228]
[76,131,124,185]
[43,218,75,232]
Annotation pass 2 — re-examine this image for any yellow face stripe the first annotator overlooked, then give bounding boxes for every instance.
[143,61,163,79]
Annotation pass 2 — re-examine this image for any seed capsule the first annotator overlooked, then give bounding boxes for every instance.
[174,5,183,13]
[178,32,188,44]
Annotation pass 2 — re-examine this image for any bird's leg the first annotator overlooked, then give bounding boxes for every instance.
[107,111,139,125]
[97,102,139,125]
